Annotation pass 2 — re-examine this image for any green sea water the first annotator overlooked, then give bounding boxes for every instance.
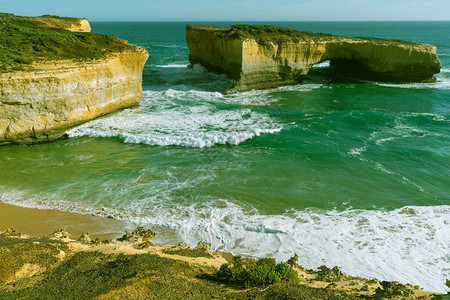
[0,22,449,292]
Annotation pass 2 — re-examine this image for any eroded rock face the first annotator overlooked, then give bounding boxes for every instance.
[186,25,442,93]
[0,18,148,145]
[65,18,91,33]
[0,49,148,145]
[25,16,92,32]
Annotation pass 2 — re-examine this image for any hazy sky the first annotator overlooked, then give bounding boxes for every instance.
[2,0,450,21]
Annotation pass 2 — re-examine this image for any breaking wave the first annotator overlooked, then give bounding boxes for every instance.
[1,185,448,293]
[67,89,283,147]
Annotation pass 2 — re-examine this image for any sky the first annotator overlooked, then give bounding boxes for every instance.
[1,0,450,21]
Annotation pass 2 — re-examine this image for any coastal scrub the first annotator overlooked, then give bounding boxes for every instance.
[0,13,131,72]
[216,255,299,287]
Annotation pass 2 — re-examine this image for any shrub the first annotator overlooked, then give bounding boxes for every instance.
[316,265,344,282]
[216,256,299,288]
[375,281,414,298]
[0,13,131,72]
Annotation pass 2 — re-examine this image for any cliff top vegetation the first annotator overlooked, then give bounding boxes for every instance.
[0,13,132,73]
[187,24,332,43]
[0,228,442,299]
[229,24,332,41]
[187,24,421,46]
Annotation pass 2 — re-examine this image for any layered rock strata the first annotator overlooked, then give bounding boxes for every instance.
[186,25,442,93]
[0,15,148,145]
[0,49,148,145]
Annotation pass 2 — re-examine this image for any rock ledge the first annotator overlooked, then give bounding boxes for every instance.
[186,24,442,93]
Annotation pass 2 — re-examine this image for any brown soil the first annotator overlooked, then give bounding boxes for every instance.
[0,227,445,300]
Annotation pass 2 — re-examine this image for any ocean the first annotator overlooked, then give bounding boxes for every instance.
[1,21,449,292]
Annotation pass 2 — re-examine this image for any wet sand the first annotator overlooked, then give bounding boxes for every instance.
[0,201,132,239]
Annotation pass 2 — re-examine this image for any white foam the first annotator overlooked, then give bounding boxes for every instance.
[369,115,434,146]
[344,114,440,194]
[274,83,325,92]
[348,148,429,195]
[0,187,132,221]
[162,88,224,102]
[348,147,366,156]
[376,75,450,90]
[153,64,188,68]
[410,112,448,122]
[67,90,282,147]
[311,61,331,68]
[152,44,187,49]
[1,185,448,293]
[226,83,325,98]
[93,204,450,293]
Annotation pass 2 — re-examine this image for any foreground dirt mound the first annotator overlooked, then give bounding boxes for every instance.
[0,228,445,299]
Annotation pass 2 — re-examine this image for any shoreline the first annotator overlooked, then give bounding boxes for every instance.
[0,201,447,298]
[1,227,445,299]
[0,201,132,239]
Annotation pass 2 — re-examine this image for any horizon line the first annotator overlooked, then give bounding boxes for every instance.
[3,13,449,22]
[87,19,450,22]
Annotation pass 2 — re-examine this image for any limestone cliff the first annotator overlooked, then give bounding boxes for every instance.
[0,49,148,145]
[186,25,442,93]
[0,14,148,145]
[25,15,91,32]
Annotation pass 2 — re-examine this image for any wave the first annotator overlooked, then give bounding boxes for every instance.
[370,121,431,146]
[375,74,450,90]
[151,44,187,49]
[145,63,234,91]
[67,89,283,147]
[152,64,188,68]
[409,112,448,122]
[347,147,366,156]
[341,111,448,195]
[1,185,448,293]
[311,61,331,68]
[364,112,447,148]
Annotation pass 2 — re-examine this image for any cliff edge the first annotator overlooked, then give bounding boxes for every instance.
[0,13,148,145]
[24,14,91,32]
[186,24,442,93]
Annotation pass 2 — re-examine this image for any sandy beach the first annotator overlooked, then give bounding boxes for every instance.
[0,201,131,239]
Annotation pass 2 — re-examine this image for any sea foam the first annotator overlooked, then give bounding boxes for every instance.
[67,89,282,147]
[1,185,448,293]
[153,64,189,68]
[311,60,331,68]
[375,75,450,90]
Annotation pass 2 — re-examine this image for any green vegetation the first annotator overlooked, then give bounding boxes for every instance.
[211,24,420,46]
[231,24,317,36]
[38,14,82,22]
[216,255,299,288]
[315,265,344,282]
[374,281,414,298]
[0,229,68,283]
[0,13,131,72]
[215,24,332,43]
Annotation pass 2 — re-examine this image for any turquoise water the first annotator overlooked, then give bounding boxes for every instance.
[1,22,449,292]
